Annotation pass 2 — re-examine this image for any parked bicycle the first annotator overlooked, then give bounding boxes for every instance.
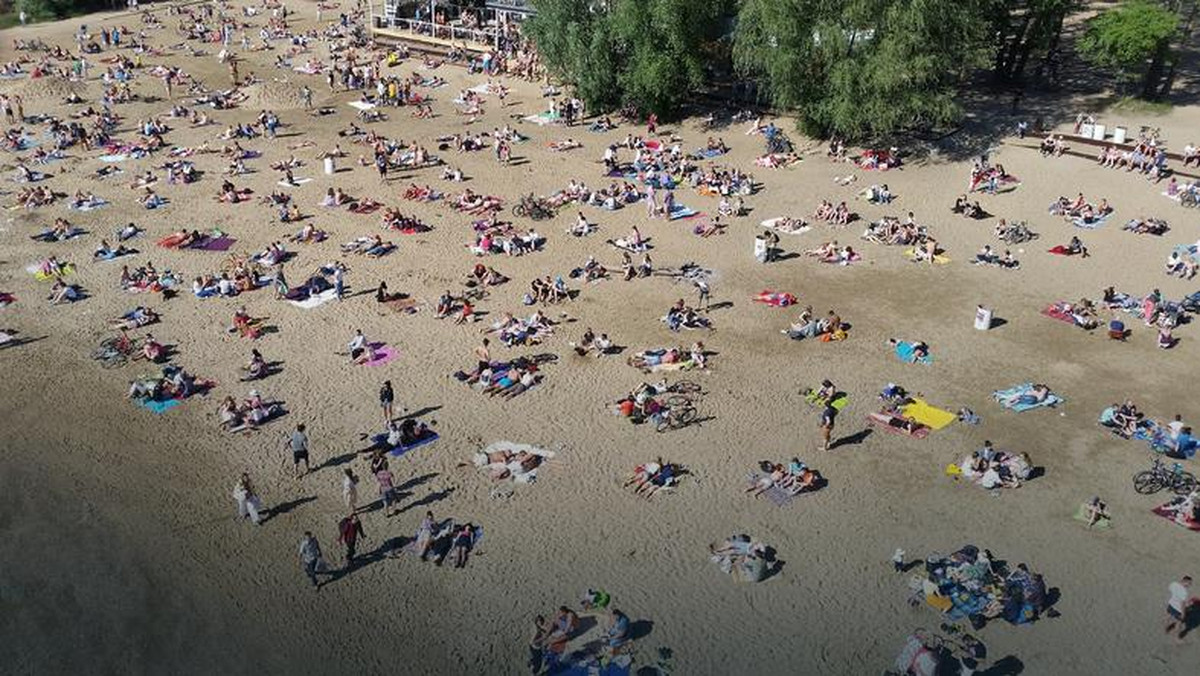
[1133,456,1197,495]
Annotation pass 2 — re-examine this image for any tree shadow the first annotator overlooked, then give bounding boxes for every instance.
[262,495,317,523]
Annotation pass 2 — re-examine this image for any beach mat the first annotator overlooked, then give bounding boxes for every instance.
[1152,505,1200,531]
[667,204,699,220]
[902,248,951,264]
[900,398,954,430]
[361,344,397,367]
[894,341,932,364]
[866,411,930,438]
[383,431,440,458]
[136,398,182,414]
[288,288,337,309]
[1072,214,1111,229]
[760,217,810,235]
[1073,505,1113,529]
[992,383,1063,412]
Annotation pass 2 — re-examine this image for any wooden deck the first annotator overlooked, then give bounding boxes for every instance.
[371,25,493,53]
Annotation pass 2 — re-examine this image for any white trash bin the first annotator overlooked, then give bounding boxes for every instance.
[323,156,335,175]
[1079,123,1093,139]
[1092,124,1106,141]
[974,305,993,331]
[1112,126,1127,144]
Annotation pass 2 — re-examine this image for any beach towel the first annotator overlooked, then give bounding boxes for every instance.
[557,659,632,676]
[477,441,555,484]
[900,399,954,430]
[277,178,313,187]
[27,263,74,281]
[1072,505,1113,529]
[894,341,932,364]
[693,147,725,159]
[68,199,109,212]
[349,202,382,215]
[1040,303,1077,325]
[746,474,802,507]
[197,236,236,252]
[1047,245,1076,256]
[992,383,1063,412]
[378,431,440,458]
[1072,213,1111,229]
[136,398,182,414]
[361,344,397,367]
[866,411,930,438]
[1151,505,1200,531]
[754,290,798,307]
[902,248,951,264]
[667,204,699,220]
[347,101,376,111]
[99,154,130,163]
[287,288,337,309]
[760,217,810,235]
[522,111,559,126]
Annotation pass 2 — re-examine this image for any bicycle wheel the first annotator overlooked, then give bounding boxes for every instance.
[100,354,127,369]
[1132,470,1161,495]
[512,204,527,218]
[665,394,693,408]
[671,406,697,429]
[654,414,670,433]
[1172,472,1198,495]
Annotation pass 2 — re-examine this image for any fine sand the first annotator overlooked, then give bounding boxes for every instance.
[2,4,1199,675]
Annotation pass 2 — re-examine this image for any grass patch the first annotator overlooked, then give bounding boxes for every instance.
[0,12,20,30]
[1110,96,1174,116]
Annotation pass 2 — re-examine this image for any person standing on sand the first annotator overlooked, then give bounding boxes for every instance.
[820,401,837,451]
[337,513,366,565]
[287,424,311,478]
[333,262,346,300]
[300,85,313,110]
[379,380,395,422]
[1166,576,1194,642]
[299,531,329,588]
[272,264,288,300]
[232,473,263,525]
[342,468,360,512]
[694,278,710,311]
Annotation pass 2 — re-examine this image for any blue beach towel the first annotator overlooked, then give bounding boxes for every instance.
[136,398,182,414]
[992,383,1062,412]
[894,341,932,364]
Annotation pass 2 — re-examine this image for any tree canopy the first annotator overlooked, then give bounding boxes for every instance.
[733,0,993,139]
[1077,0,1180,98]
[525,0,726,118]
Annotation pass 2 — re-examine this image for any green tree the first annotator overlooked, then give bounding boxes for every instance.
[734,0,992,139]
[526,0,726,118]
[1077,1,1181,99]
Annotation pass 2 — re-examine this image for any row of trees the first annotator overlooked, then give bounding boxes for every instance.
[526,0,1193,139]
[15,0,130,22]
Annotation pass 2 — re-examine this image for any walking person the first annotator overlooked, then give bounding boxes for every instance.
[300,85,313,109]
[376,465,399,516]
[1166,575,1195,642]
[337,513,366,565]
[272,264,288,300]
[342,468,360,512]
[333,262,346,300]
[819,400,837,451]
[287,423,311,478]
[299,531,330,589]
[232,473,263,525]
[379,380,395,422]
[694,278,710,311]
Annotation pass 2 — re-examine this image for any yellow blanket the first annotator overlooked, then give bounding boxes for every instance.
[901,398,956,430]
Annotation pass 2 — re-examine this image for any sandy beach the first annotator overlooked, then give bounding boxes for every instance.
[2,3,1200,675]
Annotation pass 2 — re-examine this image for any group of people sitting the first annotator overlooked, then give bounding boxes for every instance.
[954,441,1033,490]
[1049,193,1112,223]
[662,300,712,332]
[804,240,860,265]
[862,216,924,246]
[812,200,854,225]
[624,458,684,498]
[746,458,823,498]
[784,307,847,342]
[972,245,1020,269]
[217,390,282,431]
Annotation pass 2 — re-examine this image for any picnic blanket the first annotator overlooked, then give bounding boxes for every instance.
[746,473,801,507]
[992,383,1063,412]
[900,398,954,429]
[894,341,932,364]
[1047,245,1077,256]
